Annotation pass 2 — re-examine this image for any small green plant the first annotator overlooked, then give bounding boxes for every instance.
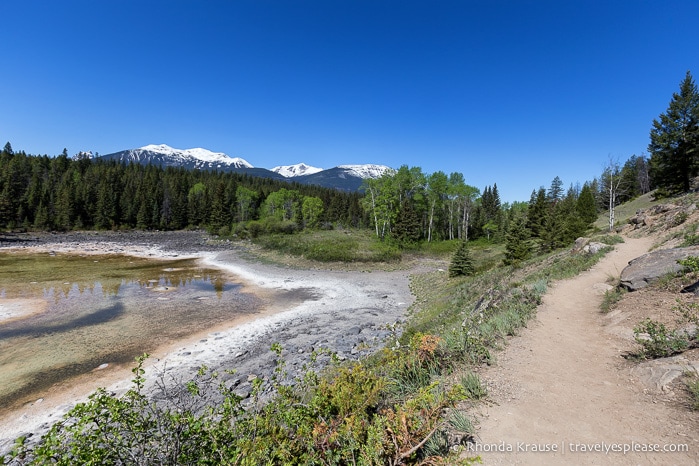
[680,224,699,246]
[675,299,699,327]
[678,256,699,273]
[601,287,626,313]
[672,211,689,226]
[682,234,699,246]
[684,369,699,410]
[632,319,689,359]
[460,372,487,400]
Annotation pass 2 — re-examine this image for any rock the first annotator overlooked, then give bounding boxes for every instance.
[651,204,675,214]
[582,242,606,254]
[681,280,699,295]
[620,247,699,291]
[629,213,646,225]
[573,237,588,251]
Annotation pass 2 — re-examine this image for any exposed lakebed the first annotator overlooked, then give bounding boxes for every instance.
[0,252,262,411]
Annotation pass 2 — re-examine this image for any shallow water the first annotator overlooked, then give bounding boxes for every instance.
[0,252,260,410]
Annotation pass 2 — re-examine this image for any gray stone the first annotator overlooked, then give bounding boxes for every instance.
[620,247,699,291]
[582,242,606,255]
[573,237,588,251]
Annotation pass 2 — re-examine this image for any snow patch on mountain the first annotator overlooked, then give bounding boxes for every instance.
[338,164,393,179]
[135,144,253,168]
[271,163,324,177]
[72,150,95,160]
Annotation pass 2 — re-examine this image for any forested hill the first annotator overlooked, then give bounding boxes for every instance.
[0,149,366,232]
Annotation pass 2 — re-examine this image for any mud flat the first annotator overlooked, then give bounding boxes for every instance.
[0,231,417,454]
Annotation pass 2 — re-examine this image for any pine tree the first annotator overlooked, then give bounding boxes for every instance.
[539,208,566,253]
[548,176,564,204]
[576,183,597,225]
[503,215,531,267]
[2,142,13,156]
[392,200,422,245]
[648,71,699,194]
[526,187,547,238]
[449,241,475,277]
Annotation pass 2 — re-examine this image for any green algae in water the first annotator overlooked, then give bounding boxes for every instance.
[0,252,260,410]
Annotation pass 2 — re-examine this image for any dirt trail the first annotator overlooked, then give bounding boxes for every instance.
[473,235,698,465]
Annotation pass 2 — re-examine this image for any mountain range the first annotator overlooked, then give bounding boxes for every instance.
[94,144,392,191]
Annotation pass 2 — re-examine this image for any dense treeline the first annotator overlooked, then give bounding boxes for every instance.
[0,145,366,233]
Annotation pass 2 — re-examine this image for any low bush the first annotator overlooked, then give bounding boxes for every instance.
[632,319,689,359]
[4,349,479,466]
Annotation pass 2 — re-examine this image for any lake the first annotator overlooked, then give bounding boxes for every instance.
[0,252,261,411]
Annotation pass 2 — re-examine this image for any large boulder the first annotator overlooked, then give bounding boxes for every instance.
[620,247,699,291]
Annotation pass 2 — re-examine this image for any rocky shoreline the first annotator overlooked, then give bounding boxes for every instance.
[0,230,417,455]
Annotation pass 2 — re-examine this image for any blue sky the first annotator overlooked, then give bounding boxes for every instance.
[1,1,697,202]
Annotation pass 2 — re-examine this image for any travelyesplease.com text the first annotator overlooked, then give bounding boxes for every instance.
[468,441,689,454]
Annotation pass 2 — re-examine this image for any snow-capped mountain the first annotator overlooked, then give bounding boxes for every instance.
[271,163,324,177]
[72,150,96,160]
[103,144,253,170]
[338,164,393,179]
[98,144,393,191]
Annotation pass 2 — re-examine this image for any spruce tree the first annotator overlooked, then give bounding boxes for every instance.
[576,183,597,225]
[648,71,699,194]
[392,201,422,245]
[449,240,475,277]
[526,187,547,238]
[503,215,532,266]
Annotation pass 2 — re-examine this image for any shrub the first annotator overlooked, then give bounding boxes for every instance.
[678,256,699,273]
[4,350,476,466]
[632,318,689,359]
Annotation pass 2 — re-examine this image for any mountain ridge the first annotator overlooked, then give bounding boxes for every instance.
[95,144,393,191]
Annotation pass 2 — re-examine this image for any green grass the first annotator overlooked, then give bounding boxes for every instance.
[460,372,487,400]
[593,192,658,231]
[594,234,625,245]
[254,229,402,263]
[685,370,699,410]
[600,287,626,313]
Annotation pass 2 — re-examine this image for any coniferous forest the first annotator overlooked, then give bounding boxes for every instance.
[0,147,365,234]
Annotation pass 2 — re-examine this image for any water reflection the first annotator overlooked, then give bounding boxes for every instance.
[0,253,260,410]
